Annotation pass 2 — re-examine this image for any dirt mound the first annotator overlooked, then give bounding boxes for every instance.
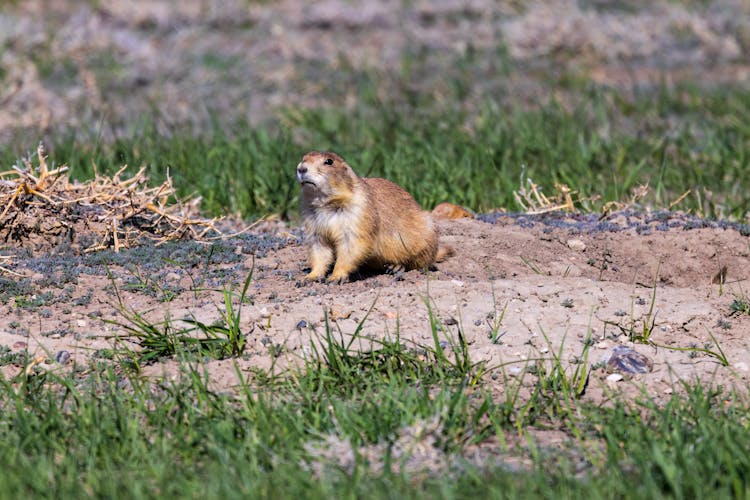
[0,210,748,405]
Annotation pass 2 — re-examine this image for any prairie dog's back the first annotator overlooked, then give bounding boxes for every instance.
[361,177,437,269]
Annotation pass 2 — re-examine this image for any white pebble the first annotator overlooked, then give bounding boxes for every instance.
[567,239,586,251]
[606,373,623,389]
[507,366,523,377]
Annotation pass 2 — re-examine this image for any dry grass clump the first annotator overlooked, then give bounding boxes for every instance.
[514,173,653,215]
[514,175,581,214]
[0,144,223,254]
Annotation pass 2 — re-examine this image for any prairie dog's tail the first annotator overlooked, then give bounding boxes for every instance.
[435,244,455,263]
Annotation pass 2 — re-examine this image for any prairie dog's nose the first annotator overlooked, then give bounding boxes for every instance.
[297,163,308,174]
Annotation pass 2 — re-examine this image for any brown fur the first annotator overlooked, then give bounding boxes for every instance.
[432,202,473,220]
[296,151,451,282]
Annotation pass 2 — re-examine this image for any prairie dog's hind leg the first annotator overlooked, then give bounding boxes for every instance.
[385,263,405,274]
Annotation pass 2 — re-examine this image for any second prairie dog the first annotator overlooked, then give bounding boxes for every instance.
[296,151,452,283]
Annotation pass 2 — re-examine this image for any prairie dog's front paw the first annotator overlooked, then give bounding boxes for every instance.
[305,271,326,282]
[326,271,350,284]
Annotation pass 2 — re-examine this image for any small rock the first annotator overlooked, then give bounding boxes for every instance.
[55,350,71,365]
[507,366,523,377]
[567,239,586,251]
[295,320,308,330]
[607,346,653,375]
[595,340,611,349]
[76,319,87,328]
[451,279,465,288]
[733,362,749,372]
[12,341,27,349]
[606,373,623,389]
[259,307,271,319]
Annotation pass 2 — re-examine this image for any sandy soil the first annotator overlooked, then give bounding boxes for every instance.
[1,211,748,405]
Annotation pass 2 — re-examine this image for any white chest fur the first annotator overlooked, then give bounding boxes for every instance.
[303,190,367,245]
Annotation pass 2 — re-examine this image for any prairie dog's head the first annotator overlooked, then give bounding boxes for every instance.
[296,151,357,200]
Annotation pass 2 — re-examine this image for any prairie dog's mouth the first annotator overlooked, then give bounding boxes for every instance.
[300,180,316,187]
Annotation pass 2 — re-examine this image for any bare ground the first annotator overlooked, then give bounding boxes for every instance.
[1,212,748,404]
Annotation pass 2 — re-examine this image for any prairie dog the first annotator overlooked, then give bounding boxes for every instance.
[296,151,452,282]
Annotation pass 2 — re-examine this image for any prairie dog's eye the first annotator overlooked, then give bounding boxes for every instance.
[324,158,334,165]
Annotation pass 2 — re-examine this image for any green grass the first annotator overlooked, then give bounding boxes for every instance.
[106,268,255,367]
[0,313,748,498]
[4,84,750,220]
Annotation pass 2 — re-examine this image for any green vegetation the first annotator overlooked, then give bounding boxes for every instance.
[0,311,747,498]
[107,268,255,367]
[3,84,750,220]
[730,288,750,316]
[731,297,750,315]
